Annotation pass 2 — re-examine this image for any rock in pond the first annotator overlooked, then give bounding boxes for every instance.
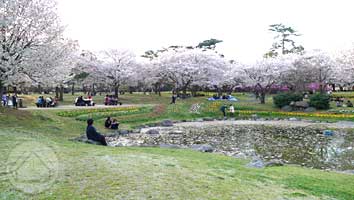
[203,117,214,121]
[146,129,160,135]
[247,158,265,168]
[119,130,130,135]
[191,144,214,152]
[161,120,174,127]
[265,159,284,167]
[159,144,182,149]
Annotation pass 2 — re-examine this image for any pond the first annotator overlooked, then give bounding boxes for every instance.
[108,123,354,171]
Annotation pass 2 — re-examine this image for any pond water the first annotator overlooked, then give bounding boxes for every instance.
[109,124,354,171]
[236,128,354,170]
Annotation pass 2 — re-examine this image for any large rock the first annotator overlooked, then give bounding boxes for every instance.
[71,135,104,145]
[119,130,129,135]
[294,101,309,108]
[86,139,104,145]
[247,158,265,168]
[281,105,293,112]
[265,159,284,167]
[159,144,181,149]
[191,144,214,152]
[161,120,173,127]
[203,117,214,121]
[146,129,159,135]
[195,118,204,122]
[304,107,316,112]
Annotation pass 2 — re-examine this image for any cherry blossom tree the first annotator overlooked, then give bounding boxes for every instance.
[158,47,228,96]
[101,49,136,97]
[0,0,64,94]
[334,46,354,90]
[242,56,291,104]
[298,50,336,93]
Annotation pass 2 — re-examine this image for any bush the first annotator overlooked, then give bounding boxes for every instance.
[309,93,330,110]
[273,93,303,108]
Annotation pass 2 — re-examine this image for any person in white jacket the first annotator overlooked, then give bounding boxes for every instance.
[229,104,235,117]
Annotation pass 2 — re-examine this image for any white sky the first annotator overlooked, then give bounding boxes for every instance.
[57,0,354,62]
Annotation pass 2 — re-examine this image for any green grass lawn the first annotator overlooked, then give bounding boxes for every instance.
[1,93,354,199]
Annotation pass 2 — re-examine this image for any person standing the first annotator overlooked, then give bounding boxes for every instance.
[171,93,177,104]
[1,93,7,107]
[229,104,235,117]
[12,94,17,109]
[220,104,227,118]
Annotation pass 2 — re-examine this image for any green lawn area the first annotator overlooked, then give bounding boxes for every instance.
[1,93,354,199]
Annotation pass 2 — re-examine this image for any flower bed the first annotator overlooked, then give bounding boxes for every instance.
[57,106,142,117]
[75,108,151,121]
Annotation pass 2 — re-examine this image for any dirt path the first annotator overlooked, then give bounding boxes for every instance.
[19,104,153,110]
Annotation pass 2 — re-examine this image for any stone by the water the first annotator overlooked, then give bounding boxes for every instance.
[161,120,174,127]
[191,144,214,152]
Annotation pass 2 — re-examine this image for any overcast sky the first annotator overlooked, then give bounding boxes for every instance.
[57,0,354,62]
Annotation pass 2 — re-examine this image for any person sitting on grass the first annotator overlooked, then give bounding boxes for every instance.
[86,118,107,146]
[104,117,112,128]
[347,100,353,107]
[110,119,119,130]
[46,96,52,107]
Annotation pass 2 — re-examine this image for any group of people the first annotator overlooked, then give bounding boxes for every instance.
[36,96,58,107]
[104,117,119,130]
[104,95,121,106]
[75,95,95,106]
[220,104,235,117]
[1,93,18,108]
[335,98,353,107]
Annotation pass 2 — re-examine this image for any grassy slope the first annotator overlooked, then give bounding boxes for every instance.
[0,94,354,199]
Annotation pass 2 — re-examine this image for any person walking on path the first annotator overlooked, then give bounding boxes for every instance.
[229,104,235,117]
[220,104,227,118]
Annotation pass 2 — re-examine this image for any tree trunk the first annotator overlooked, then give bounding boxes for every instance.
[217,88,222,97]
[114,85,119,98]
[92,84,95,96]
[332,84,335,92]
[182,88,187,98]
[0,81,4,96]
[59,85,64,101]
[71,83,75,95]
[82,84,86,94]
[260,92,266,104]
[38,85,42,94]
[55,86,59,99]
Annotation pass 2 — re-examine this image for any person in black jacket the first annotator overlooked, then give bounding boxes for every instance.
[12,94,18,109]
[86,119,107,146]
[104,117,112,128]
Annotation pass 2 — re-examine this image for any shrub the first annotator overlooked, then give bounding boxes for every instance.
[309,93,330,110]
[273,93,303,108]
